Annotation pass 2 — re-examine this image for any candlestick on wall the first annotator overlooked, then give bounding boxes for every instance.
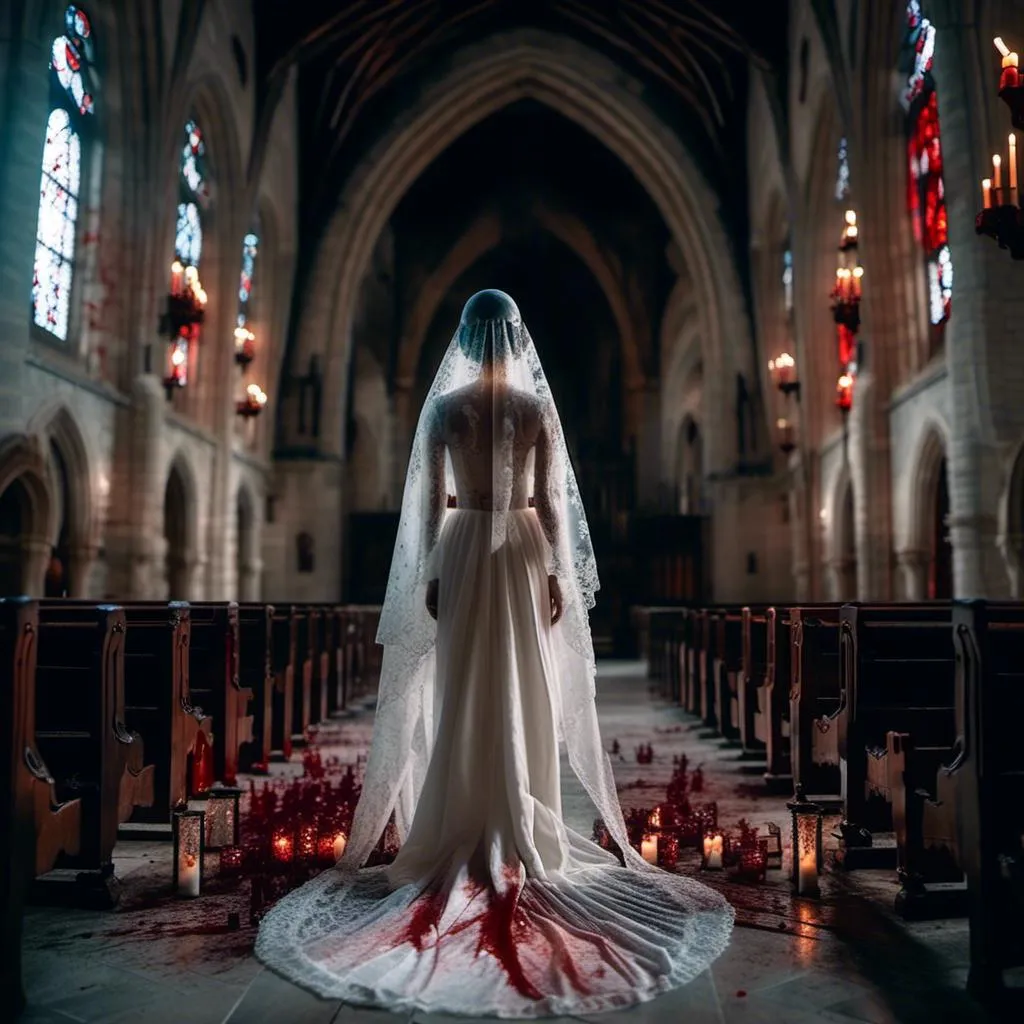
[979,37,1024,257]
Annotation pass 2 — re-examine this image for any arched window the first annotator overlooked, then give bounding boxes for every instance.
[237,228,259,328]
[32,6,95,342]
[901,1,952,328]
[782,244,794,319]
[167,120,208,385]
[835,136,851,202]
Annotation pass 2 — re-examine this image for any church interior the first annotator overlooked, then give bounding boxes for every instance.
[3,0,1024,1021]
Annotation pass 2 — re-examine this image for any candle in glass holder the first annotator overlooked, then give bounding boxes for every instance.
[178,852,200,897]
[332,832,347,860]
[702,833,724,870]
[272,831,294,863]
[797,849,819,897]
[641,834,658,864]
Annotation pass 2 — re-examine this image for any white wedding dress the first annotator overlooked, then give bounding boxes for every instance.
[256,292,733,1017]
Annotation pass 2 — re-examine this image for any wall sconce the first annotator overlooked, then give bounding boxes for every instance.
[173,807,205,898]
[161,261,207,397]
[236,383,268,418]
[835,372,854,415]
[205,786,242,850]
[768,352,800,397]
[787,784,824,898]
[776,418,796,454]
[979,40,1024,256]
[234,326,256,367]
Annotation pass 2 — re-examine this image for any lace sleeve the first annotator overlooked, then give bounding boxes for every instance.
[534,404,564,577]
[421,407,446,582]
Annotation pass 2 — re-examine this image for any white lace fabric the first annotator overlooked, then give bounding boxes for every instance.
[255,295,733,1016]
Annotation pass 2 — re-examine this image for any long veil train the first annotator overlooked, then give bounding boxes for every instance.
[255,290,733,1017]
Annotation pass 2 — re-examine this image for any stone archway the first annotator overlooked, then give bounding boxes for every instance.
[900,424,949,599]
[164,457,198,600]
[295,29,750,476]
[0,435,53,596]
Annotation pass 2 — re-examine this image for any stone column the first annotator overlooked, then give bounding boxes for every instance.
[67,543,98,599]
[21,537,52,598]
[895,548,929,600]
[998,533,1024,597]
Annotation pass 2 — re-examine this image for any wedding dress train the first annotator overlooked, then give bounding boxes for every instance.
[255,291,733,1017]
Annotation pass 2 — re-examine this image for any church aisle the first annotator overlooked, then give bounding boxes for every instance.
[20,662,990,1024]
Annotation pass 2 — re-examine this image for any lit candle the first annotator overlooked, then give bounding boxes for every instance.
[996,38,1020,90]
[797,849,819,897]
[703,833,724,870]
[1011,135,1018,204]
[993,154,1003,193]
[178,852,200,898]
[983,177,993,209]
[170,261,183,296]
[332,832,347,860]
[641,834,658,865]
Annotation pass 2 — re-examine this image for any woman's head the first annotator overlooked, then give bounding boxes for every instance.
[457,289,525,365]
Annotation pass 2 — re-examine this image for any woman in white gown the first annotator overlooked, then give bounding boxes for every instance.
[256,290,733,1017]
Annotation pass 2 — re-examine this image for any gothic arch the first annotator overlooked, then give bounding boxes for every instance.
[235,481,259,600]
[296,29,750,474]
[906,420,952,599]
[163,451,200,599]
[395,204,641,391]
[0,434,53,595]
[826,464,858,600]
[29,403,94,549]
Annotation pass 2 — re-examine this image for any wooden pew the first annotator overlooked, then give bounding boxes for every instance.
[291,607,312,743]
[34,603,153,891]
[1,598,81,1015]
[789,604,843,804]
[270,605,297,759]
[306,607,328,727]
[237,603,273,771]
[343,605,383,705]
[321,605,344,717]
[759,607,793,790]
[711,607,746,740]
[187,602,253,786]
[740,607,769,757]
[694,609,714,722]
[836,603,955,874]
[118,601,212,827]
[947,601,1024,998]
[685,607,706,715]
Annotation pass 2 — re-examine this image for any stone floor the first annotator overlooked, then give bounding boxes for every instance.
[19,662,1017,1024]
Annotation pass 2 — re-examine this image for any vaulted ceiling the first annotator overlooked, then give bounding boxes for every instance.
[253,0,789,244]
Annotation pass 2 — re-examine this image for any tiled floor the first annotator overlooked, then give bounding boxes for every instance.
[19,662,1011,1023]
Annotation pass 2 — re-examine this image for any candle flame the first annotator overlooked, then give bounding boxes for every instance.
[996,37,1011,58]
[994,154,1003,168]
[983,177,992,188]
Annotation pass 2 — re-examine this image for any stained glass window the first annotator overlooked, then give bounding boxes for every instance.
[31,6,94,341]
[835,137,851,201]
[237,232,259,326]
[782,247,794,315]
[175,202,202,266]
[176,121,206,269]
[901,1,952,326]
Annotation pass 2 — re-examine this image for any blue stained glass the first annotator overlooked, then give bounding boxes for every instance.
[175,202,203,266]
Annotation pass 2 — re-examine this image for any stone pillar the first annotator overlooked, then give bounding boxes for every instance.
[631,380,661,509]
[21,536,51,598]
[67,543,98,599]
[998,533,1024,597]
[895,548,928,600]
[105,374,166,599]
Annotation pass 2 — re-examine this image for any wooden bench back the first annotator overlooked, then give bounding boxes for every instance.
[840,603,956,750]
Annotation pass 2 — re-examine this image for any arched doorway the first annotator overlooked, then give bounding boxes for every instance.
[45,440,72,597]
[677,417,703,515]
[164,465,190,599]
[930,457,953,598]
[236,487,256,601]
[0,477,31,595]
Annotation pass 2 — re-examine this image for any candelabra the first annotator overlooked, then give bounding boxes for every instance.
[237,383,268,418]
[161,261,207,396]
[768,352,800,454]
[977,39,1024,258]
